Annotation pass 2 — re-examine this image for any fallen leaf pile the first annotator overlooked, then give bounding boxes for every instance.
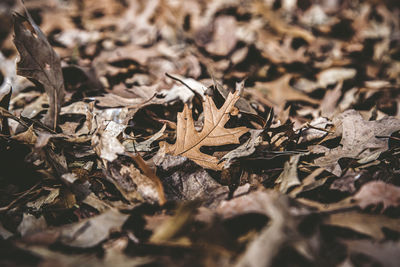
[1,0,400,266]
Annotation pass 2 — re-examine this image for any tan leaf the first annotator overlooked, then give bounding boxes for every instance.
[254,74,319,110]
[128,152,166,206]
[160,90,248,170]
[275,155,301,193]
[298,181,400,213]
[325,211,400,240]
[12,125,37,145]
[150,201,198,245]
[205,15,237,56]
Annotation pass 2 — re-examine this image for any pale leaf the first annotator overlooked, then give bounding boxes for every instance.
[354,181,400,211]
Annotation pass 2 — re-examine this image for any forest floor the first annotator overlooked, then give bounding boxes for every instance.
[1,0,400,266]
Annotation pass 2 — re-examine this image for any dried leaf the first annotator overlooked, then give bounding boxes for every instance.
[254,74,319,111]
[313,110,400,176]
[325,211,400,240]
[251,1,315,43]
[159,155,229,207]
[329,170,358,193]
[0,222,13,240]
[354,181,400,211]
[129,152,166,205]
[299,181,400,213]
[160,90,248,170]
[317,68,356,88]
[320,81,343,118]
[13,9,65,130]
[93,121,126,162]
[289,168,326,197]
[216,190,278,220]
[299,117,332,143]
[213,80,257,115]
[107,162,162,205]
[150,201,199,245]
[344,240,400,267]
[260,37,307,64]
[0,79,11,135]
[17,214,47,237]
[12,125,37,145]
[221,129,263,168]
[233,191,297,267]
[26,188,60,212]
[205,16,237,56]
[275,154,301,193]
[124,125,166,153]
[58,209,128,248]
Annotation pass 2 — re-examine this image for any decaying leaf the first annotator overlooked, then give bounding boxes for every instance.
[123,124,166,152]
[3,1,400,266]
[13,9,65,130]
[26,188,60,212]
[150,201,199,245]
[93,121,125,162]
[17,214,47,237]
[329,170,358,193]
[12,125,37,145]
[298,180,400,213]
[58,209,128,248]
[354,181,400,211]
[344,240,400,267]
[213,80,258,115]
[313,110,400,176]
[325,211,400,240]
[254,74,319,111]
[289,168,326,197]
[0,222,13,240]
[232,190,305,267]
[275,154,301,193]
[299,117,333,143]
[106,162,163,205]
[158,155,229,206]
[221,129,263,168]
[160,90,248,170]
[316,68,356,88]
[129,152,166,205]
[21,209,129,248]
[205,15,237,56]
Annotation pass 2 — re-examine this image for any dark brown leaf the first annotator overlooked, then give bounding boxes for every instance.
[13,9,65,130]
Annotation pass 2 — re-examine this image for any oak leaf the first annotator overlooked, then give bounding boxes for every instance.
[312,110,400,176]
[160,90,248,170]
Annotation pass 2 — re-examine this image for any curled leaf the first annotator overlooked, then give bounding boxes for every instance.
[13,9,65,130]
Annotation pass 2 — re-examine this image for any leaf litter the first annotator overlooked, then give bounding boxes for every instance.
[1,0,400,266]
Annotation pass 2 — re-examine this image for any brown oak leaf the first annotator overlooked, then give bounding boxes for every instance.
[160,90,248,170]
